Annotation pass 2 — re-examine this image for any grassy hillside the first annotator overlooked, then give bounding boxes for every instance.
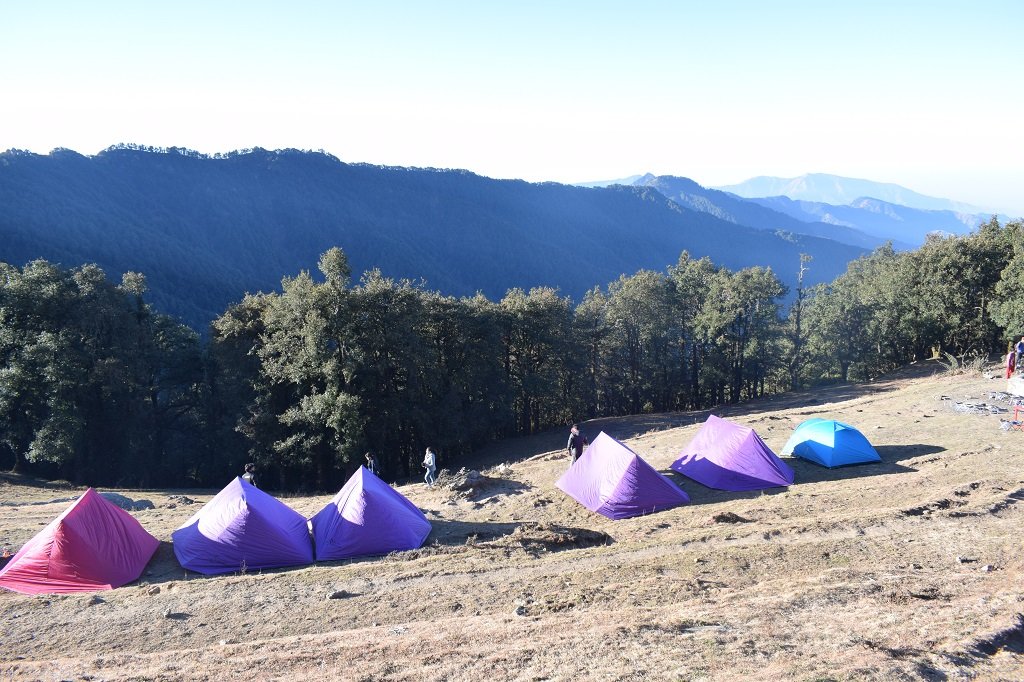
[2,360,1023,680]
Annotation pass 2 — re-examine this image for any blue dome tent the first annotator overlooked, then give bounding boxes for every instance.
[781,419,881,468]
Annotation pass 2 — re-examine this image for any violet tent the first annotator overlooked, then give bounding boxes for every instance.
[310,466,431,561]
[556,431,689,519]
[172,477,313,575]
[0,488,159,594]
[672,415,794,491]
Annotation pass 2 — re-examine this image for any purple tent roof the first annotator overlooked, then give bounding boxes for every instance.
[556,432,689,519]
[310,466,431,561]
[672,415,794,491]
[171,477,313,575]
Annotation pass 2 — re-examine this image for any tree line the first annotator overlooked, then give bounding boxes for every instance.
[2,218,1020,491]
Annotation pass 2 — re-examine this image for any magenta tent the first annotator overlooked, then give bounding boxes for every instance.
[672,414,794,491]
[310,466,431,561]
[0,488,159,595]
[172,477,313,575]
[556,431,689,519]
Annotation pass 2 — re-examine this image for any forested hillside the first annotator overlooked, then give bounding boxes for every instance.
[2,217,1021,493]
[0,146,867,329]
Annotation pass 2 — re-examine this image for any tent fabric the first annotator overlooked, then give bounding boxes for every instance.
[781,418,881,468]
[556,431,689,519]
[310,466,431,561]
[0,488,159,595]
[672,415,794,491]
[172,477,313,575]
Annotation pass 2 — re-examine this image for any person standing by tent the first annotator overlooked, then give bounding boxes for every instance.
[364,452,379,476]
[566,424,588,466]
[423,447,437,488]
[241,463,257,487]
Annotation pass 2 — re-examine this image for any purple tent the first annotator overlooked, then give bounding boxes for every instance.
[672,414,794,491]
[172,477,313,575]
[310,466,431,561]
[556,432,689,519]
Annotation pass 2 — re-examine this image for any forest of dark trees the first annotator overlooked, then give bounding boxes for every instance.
[2,217,1021,492]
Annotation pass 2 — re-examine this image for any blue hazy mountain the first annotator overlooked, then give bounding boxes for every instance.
[745,195,991,246]
[0,146,867,330]
[632,174,902,250]
[715,173,987,214]
[574,174,646,188]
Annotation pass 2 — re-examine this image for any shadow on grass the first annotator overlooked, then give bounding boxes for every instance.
[140,540,184,584]
[874,443,947,461]
[658,443,944,506]
[660,470,794,507]
[143,515,610,583]
[428,518,523,546]
[0,471,79,492]
[859,612,1024,681]
[137,540,318,586]
[785,443,945,485]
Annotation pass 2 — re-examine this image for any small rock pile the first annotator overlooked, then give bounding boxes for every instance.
[99,492,155,511]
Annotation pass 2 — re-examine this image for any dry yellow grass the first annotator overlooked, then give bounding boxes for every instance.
[1,360,1022,681]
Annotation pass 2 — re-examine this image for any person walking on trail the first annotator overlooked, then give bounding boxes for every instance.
[566,424,588,466]
[364,452,379,476]
[241,463,257,487]
[423,447,437,488]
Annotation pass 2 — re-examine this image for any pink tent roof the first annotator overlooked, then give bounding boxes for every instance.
[0,488,159,595]
[672,414,794,491]
[556,431,689,519]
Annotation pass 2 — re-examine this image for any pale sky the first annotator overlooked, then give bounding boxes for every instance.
[2,1,1022,215]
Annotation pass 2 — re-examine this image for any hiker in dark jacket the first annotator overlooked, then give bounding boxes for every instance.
[242,463,257,487]
[364,452,379,476]
[566,424,588,466]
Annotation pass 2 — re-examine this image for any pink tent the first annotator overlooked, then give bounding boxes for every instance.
[0,488,159,594]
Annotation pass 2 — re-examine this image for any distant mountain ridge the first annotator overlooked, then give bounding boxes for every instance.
[0,147,867,330]
[632,174,904,250]
[746,195,986,245]
[571,172,1001,248]
[714,172,986,214]
[574,174,645,188]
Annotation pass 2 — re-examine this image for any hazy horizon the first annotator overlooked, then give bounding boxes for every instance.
[2,1,1021,216]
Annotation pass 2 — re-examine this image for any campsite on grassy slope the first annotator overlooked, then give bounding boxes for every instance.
[1,360,1022,680]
